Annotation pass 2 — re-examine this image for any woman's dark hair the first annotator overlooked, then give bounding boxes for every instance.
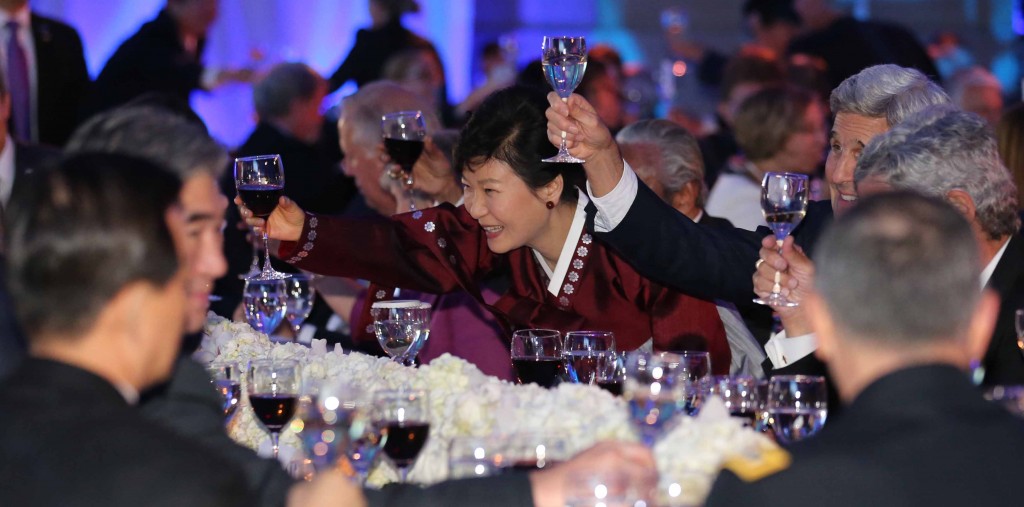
[5,153,182,339]
[454,86,586,203]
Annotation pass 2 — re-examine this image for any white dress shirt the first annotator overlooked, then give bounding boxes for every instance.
[0,5,38,142]
[588,160,638,233]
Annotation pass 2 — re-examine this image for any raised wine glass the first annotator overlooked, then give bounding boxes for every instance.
[373,389,430,483]
[243,278,287,336]
[370,300,431,366]
[284,273,316,339]
[381,111,426,211]
[767,375,828,444]
[235,154,290,280]
[541,35,587,163]
[511,329,564,388]
[753,172,809,307]
[563,331,615,384]
[207,362,241,422]
[248,359,301,459]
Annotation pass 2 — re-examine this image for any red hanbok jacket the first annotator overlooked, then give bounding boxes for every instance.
[279,203,731,374]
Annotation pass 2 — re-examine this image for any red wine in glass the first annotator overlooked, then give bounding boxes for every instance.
[597,380,624,396]
[237,184,284,218]
[512,357,564,388]
[249,394,298,432]
[380,421,430,467]
[383,138,424,175]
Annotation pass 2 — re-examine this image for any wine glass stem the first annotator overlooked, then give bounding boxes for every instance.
[271,431,280,459]
[407,186,416,211]
[398,466,409,483]
[250,227,261,273]
[261,229,274,277]
[772,238,785,296]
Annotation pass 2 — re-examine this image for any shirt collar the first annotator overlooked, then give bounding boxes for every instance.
[980,237,1010,288]
[533,189,589,296]
[0,5,31,28]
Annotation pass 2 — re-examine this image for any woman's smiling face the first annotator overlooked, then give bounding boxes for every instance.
[462,158,559,254]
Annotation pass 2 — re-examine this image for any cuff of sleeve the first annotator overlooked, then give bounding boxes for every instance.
[587,160,638,233]
[200,66,220,90]
[764,330,817,369]
[278,213,319,264]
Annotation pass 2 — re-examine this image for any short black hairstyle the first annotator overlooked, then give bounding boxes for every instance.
[5,153,183,339]
[742,0,802,27]
[454,86,586,203]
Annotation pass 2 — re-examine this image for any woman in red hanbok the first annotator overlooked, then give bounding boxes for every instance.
[242,87,732,373]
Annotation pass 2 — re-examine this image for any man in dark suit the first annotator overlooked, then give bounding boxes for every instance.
[0,0,90,146]
[86,0,251,116]
[0,153,253,507]
[706,191,1024,506]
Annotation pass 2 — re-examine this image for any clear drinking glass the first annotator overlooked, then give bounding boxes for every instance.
[373,389,430,483]
[623,351,687,446]
[235,154,289,280]
[381,110,427,211]
[705,375,760,427]
[370,300,431,366]
[284,273,316,337]
[767,375,828,444]
[243,278,287,335]
[563,331,616,384]
[295,379,373,475]
[248,359,301,459]
[541,35,587,163]
[207,362,241,422]
[668,350,712,416]
[753,172,809,307]
[511,329,564,388]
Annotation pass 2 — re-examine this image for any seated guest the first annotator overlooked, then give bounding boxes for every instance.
[214,62,356,320]
[616,119,730,227]
[0,154,252,506]
[996,102,1024,215]
[247,86,733,372]
[946,66,1003,126]
[706,191,1024,506]
[705,85,826,231]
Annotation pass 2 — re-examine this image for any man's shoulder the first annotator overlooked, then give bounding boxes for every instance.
[30,12,83,39]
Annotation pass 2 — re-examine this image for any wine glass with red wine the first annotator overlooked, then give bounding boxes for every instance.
[511,329,564,388]
[381,111,427,211]
[248,359,300,459]
[373,389,430,483]
[235,154,289,280]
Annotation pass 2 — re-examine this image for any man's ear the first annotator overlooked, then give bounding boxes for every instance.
[945,189,977,223]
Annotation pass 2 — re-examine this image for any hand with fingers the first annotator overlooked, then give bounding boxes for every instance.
[235,194,306,243]
[544,92,624,196]
[753,235,817,336]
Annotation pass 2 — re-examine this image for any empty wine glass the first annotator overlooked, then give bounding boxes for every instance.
[511,329,564,388]
[235,154,289,280]
[541,35,587,163]
[285,273,316,338]
[248,359,301,459]
[767,375,828,444]
[207,362,241,422]
[370,300,431,366]
[381,110,426,211]
[563,331,616,384]
[373,389,430,483]
[705,375,760,427]
[753,172,809,307]
[623,351,687,446]
[243,278,287,335]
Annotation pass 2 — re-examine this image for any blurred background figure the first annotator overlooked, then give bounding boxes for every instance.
[454,41,516,119]
[328,0,435,92]
[0,0,89,147]
[927,31,976,81]
[743,0,802,57]
[997,102,1024,220]
[706,85,826,231]
[381,45,457,127]
[87,0,254,117]
[948,66,1004,126]
[616,118,731,228]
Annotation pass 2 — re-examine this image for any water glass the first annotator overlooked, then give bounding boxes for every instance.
[207,361,241,421]
[623,351,687,446]
[705,376,760,427]
[754,172,809,307]
[370,300,431,366]
[511,329,564,388]
[243,278,287,335]
[295,379,370,475]
[563,331,616,384]
[284,273,316,337]
[767,375,828,444]
[541,35,587,163]
[667,350,711,416]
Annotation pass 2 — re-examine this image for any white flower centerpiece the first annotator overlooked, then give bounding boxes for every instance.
[198,313,779,504]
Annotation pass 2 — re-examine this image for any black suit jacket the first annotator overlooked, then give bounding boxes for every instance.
[707,365,1024,507]
[30,13,90,147]
[697,212,734,229]
[87,10,204,116]
[0,358,251,507]
[981,234,1024,385]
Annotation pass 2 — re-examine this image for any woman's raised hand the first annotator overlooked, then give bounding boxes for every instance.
[545,92,624,196]
[236,195,306,242]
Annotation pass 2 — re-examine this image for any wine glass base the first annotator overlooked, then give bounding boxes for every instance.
[246,271,292,281]
[542,153,585,163]
[752,295,800,308]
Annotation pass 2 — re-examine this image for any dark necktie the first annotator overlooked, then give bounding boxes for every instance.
[6,21,30,141]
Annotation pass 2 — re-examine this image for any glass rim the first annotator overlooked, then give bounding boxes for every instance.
[512,328,561,337]
[542,35,586,40]
[235,154,281,163]
[564,330,614,336]
[762,171,809,181]
[249,358,299,367]
[371,299,423,309]
[511,354,562,360]
[381,110,423,120]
